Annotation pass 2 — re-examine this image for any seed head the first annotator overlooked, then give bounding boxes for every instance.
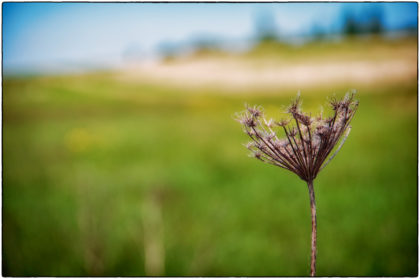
[295,112,312,126]
[247,104,263,118]
[244,117,257,128]
[236,92,358,182]
[276,119,290,127]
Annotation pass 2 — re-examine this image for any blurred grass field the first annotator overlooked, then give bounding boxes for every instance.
[3,38,418,276]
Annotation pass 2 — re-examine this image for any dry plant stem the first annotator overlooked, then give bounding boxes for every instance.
[236,93,358,276]
[307,180,317,277]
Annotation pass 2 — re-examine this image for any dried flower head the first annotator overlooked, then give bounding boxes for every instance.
[236,92,358,277]
[236,92,358,182]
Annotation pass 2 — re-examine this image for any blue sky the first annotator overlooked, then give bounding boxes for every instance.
[3,2,417,73]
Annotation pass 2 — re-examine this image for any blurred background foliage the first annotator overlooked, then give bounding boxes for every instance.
[3,2,418,276]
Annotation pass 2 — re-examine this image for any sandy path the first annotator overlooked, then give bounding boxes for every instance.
[117,57,417,90]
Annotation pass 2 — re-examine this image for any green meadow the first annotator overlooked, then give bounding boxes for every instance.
[3,39,418,276]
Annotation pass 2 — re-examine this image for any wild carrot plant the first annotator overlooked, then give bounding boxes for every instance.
[236,92,358,276]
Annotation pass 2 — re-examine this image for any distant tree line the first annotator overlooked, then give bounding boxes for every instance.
[342,6,384,36]
[253,5,388,44]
